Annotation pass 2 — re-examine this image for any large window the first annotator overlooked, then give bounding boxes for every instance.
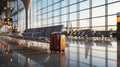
[14,0,120,32]
[61,7,67,15]
[70,4,77,13]
[79,0,89,10]
[42,0,47,8]
[61,15,67,22]
[108,15,116,25]
[108,2,120,15]
[31,0,120,30]
[61,0,67,7]
[70,0,77,4]
[92,17,105,26]
[80,20,89,27]
[108,0,119,3]
[70,13,77,21]
[92,6,105,17]
[80,10,89,19]
[54,10,60,16]
[92,0,105,7]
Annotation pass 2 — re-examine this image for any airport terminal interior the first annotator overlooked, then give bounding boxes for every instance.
[0,0,120,67]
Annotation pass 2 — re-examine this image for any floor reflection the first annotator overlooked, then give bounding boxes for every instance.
[0,40,11,55]
[12,51,66,67]
[0,39,66,67]
[66,39,117,67]
[0,39,119,67]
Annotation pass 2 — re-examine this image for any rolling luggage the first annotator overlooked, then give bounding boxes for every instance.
[50,32,66,52]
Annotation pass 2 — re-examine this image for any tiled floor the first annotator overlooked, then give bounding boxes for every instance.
[0,38,119,67]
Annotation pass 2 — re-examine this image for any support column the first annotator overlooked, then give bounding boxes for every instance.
[22,0,32,29]
[25,10,28,29]
[89,0,92,29]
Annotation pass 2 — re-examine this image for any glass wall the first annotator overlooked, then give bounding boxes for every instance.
[11,0,25,32]
[10,0,120,32]
[30,0,119,31]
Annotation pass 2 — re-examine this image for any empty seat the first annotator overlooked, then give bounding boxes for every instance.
[10,25,63,43]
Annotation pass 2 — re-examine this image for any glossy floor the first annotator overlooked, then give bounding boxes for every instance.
[0,38,119,67]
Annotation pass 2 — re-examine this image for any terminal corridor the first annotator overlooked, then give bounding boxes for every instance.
[0,0,120,67]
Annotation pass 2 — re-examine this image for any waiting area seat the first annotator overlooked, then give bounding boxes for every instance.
[63,29,114,39]
[10,25,63,43]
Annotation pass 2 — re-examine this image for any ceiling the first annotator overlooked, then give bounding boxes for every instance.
[0,0,16,29]
[0,0,7,15]
[0,0,16,15]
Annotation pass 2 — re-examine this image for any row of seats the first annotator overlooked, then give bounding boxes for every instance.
[10,25,63,43]
[63,29,114,38]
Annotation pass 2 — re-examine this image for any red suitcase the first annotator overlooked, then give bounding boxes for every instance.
[50,32,66,52]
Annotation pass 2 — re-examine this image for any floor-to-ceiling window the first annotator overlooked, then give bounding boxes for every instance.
[30,0,119,31]
[8,0,120,32]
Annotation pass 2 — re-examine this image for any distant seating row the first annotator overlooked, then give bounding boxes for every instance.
[10,25,63,43]
[62,29,113,38]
